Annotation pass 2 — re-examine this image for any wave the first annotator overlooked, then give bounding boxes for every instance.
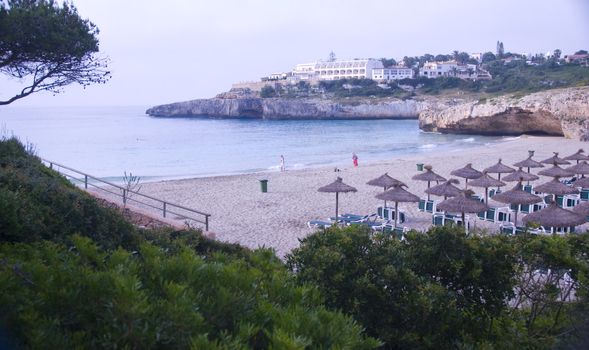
[502,136,521,141]
[458,137,475,143]
[420,144,437,149]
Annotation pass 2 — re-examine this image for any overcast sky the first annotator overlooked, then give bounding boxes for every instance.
[1,0,588,107]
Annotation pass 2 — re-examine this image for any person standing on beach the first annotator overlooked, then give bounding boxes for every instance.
[280,155,285,172]
[352,153,358,167]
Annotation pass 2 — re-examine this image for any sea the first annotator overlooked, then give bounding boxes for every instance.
[1,105,508,182]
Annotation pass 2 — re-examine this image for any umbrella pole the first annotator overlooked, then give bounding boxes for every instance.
[335,192,339,225]
[394,201,399,228]
[427,181,431,201]
[527,167,531,186]
[383,187,387,210]
[514,210,518,227]
[485,187,489,204]
[465,178,468,189]
[497,174,501,191]
[462,212,467,235]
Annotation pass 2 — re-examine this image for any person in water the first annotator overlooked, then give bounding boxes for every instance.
[352,153,358,167]
[280,155,285,172]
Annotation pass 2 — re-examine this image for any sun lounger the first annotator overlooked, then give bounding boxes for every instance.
[377,207,406,223]
[500,223,546,235]
[556,194,579,209]
[307,220,333,229]
[432,213,469,227]
[581,189,589,201]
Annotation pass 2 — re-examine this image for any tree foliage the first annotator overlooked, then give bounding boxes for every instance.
[288,225,589,349]
[0,0,110,105]
[0,236,379,349]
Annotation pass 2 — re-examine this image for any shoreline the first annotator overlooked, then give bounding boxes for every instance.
[126,135,587,257]
[136,133,516,184]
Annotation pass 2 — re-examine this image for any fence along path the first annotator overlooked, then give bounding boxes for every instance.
[41,158,210,231]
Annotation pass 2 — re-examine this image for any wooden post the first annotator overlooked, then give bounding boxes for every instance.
[84,175,88,189]
[163,202,167,218]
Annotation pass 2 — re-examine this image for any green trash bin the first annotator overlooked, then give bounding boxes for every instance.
[259,179,268,193]
[416,163,424,171]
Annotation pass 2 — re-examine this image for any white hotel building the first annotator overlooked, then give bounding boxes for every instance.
[292,59,384,81]
[420,61,459,78]
[372,67,414,81]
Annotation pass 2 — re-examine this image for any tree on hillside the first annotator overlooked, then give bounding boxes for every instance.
[0,0,110,105]
[575,50,588,55]
[456,52,471,64]
[496,41,505,58]
[381,57,396,67]
[553,49,562,60]
[481,52,496,63]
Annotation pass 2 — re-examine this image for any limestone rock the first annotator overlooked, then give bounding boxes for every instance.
[418,87,589,139]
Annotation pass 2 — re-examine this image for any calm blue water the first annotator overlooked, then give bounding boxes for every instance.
[1,105,505,180]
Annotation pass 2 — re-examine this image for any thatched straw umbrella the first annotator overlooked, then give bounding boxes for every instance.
[425,179,463,199]
[523,203,586,229]
[538,163,574,178]
[572,201,589,219]
[566,161,589,178]
[468,171,506,204]
[376,185,420,228]
[367,173,405,209]
[534,177,579,196]
[318,177,357,224]
[541,152,570,165]
[484,159,515,185]
[437,190,489,234]
[574,177,589,188]
[503,167,539,182]
[450,163,483,189]
[412,165,446,201]
[513,155,544,175]
[491,181,543,226]
[563,149,589,164]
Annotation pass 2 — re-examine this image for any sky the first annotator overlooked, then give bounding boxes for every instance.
[1,0,588,107]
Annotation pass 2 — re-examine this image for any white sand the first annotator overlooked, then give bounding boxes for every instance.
[136,136,588,257]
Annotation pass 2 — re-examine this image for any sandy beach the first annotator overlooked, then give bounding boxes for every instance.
[134,136,588,257]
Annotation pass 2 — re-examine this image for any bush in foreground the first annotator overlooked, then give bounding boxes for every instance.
[287,226,589,349]
[0,235,379,349]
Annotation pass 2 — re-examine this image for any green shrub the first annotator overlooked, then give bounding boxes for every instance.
[0,236,379,349]
[287,225,589,349]
[0,137,138,250]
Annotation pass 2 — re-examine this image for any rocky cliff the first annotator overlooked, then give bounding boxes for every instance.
[146,96,425,120]
[147,86,589,140]
[418,87,589,140]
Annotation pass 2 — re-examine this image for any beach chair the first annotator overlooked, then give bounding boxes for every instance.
[485,208,496,222]
[425,200,435,213]
[499,223,526,235]
[546,226,575,234]
[523,184,533,193]
[418,199,435,213]
[331,213,374,224]
[581,189,589,201]
[496,207,512,223]
[380,224,407,240]
[307,220,333,229]
[555,194,579,209]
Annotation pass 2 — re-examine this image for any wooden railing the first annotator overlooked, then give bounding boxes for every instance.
[41,158,210,231]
